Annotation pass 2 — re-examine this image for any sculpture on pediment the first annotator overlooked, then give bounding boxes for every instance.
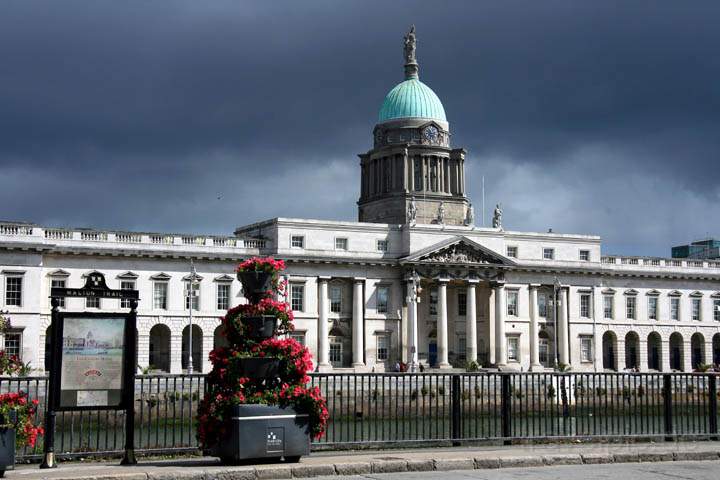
[492,203,503,229]
[421,243,491,264]
[407,196,417,226]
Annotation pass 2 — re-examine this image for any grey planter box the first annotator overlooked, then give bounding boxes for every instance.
[214,404,310,463]
[0,427,15,477]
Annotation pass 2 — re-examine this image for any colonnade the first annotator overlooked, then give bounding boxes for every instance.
[316,277,366,371]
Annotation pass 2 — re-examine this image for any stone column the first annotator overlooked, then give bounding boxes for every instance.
[317,277,331,370]
[639,339,649,372]
[137,332,150,372]
[437,278,451,368]
[705,341,714,366]
[406,279,419,370]
[661,339,671,372]
[558,288,569,366]
[529,285,542,371]
[683,341,693,372]
[488,288,496,365]
[170,334,182,374]
[466,280,478,364]
[494,283,507,367]
[616,338,626,371]
[352,278,365,369]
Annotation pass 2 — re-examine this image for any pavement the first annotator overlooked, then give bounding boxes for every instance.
[6,442,720,480]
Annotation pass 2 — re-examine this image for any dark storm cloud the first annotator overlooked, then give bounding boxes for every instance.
[1,1,719,255]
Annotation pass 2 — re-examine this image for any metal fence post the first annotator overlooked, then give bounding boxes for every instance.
[501,374,511,445]
[663,373,673,441]
[451,374,461,446]
[709,374,718,439]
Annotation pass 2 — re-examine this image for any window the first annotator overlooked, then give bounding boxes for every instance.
[538,293,547,317]
[290,284,304,312]
[330,286,342,313]
[329,338,343,365]
[86,296,100,309]
[377,286,389,313]
[5,277,22,307]
[692,298,701,321]
[376,239,388,252]
[290,235,305,248]
[335,237,348,251]
[539,338,549,366]
[376,335,389,361]
[507,336,519,362]
[506,290,518,317]
[457,292,467,316]
[457,336,467,361]
[185,281,200,310]
[120,280,135,308]
[290,332,306,346]
[543,248,555,260]
[153,282,168,310]
[506,246,518,258]
[429,288,438,315]
[648,296,658,320]
[603,295,614,319]
[4,332,21,359]
[217,283,231,310]
[580,293,591,318]
[714,299,720,322]
[414,158,423,191]
[670,297,680,321]
[626,296,636,320]
[580,337,593,362]
[579,250,590,261]
[51,278,66,308]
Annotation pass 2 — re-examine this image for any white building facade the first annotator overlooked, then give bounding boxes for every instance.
[2,29,719,374]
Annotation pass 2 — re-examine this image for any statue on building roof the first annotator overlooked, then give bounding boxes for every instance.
[403,25,416,64]
[465,202,475,226]
[492,203,503,230]
[438,201,445,225]
[407,196,417,226]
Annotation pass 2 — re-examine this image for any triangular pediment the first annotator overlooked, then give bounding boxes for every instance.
[47,269,70,277]
[150,272,171,281]
[117,271,139,279]
[401,236,515,266]
[214,274,234,282]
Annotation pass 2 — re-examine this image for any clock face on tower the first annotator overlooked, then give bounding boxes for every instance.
[423,125,439,143]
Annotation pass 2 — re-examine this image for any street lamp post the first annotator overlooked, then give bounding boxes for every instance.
[553,277,561,369]
[186,260,200,374]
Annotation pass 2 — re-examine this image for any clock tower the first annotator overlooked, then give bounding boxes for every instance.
[358,26,471,226]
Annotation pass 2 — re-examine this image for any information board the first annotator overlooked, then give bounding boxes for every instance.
[58,315,127,408]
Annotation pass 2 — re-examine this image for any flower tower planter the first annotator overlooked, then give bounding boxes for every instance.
[198,257,328,464]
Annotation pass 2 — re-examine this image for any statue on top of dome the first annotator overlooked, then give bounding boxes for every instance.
[404,25,416,64]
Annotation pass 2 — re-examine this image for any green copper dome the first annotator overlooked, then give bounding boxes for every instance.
[378,78,447,123]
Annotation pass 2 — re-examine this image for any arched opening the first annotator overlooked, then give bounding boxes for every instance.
[213,324,228,350]
[328,325,351,368]
[149,324,171,373]
[538,330,551,368]
[713,334,720,366]
[691,333,705,370]
[602,331,617,371]
[647,332,662,371]
[182,324,203,373]
[669,332,684,371]
[625,332,640,370]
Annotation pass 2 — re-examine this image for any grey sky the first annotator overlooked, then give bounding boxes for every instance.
[1,1,719,256]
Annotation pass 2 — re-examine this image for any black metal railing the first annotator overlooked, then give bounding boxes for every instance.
[2,371,719,460]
